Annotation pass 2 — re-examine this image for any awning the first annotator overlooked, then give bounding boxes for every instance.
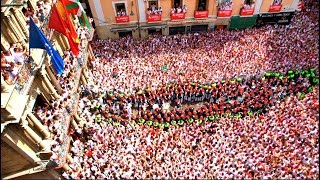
[110,26,138,32]
[140,25,167,30]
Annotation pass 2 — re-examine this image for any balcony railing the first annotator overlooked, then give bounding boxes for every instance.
[240,8,254,16]
[170,12,186,21]
[194,10,209,19]
[147,14,162,22]
[115,15,130,23]
[217,9,232,17]
[269,4,282,12]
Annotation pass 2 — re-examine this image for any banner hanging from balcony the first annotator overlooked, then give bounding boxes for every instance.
[217,10,232,17]
[171,13,185,21]
[194,10,208,19]
[61,0,92,29]
[269,4,282,12]
[240,8,254,16]
[116,16,130,23]
[29,18,64,75]
[147,14,162,22]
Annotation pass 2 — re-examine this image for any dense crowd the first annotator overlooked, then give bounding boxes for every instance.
[61,0,319,179]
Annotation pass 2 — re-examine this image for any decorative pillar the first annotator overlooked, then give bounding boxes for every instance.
[52,38,64,56]
[83,67,89,79]
[80,74,87,85]
[62,163,72,172]
[21,121,49,151]
[58,33,69,52]
[45,66,63,94]
[28,113,51,139]
[71,118,79,129]
[8,12,26,41]
[11,8,28,39]
[3,15,19,42]
[87,44,94,62]
[40,70,61,99]
[73,113,81,123]
[74,112,87,126]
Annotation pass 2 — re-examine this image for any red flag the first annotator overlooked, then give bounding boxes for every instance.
[48,1,80,56]
[48,4,68,36]
[56,0,79,43]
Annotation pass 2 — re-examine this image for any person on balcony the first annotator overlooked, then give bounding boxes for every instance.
[171,7,176,15]
[176,6,182,13]
[158,7,163,15]
[182,5,187,13]
[13,47,27,65]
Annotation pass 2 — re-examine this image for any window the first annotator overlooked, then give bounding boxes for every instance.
[148,1,159,9]
[114,2,127,16]
[272,0,282,5]
[173,0,182,8]
[147,0,162,15]
[197,0,207,11]
[219,0,232,10]
[243,0,254,9]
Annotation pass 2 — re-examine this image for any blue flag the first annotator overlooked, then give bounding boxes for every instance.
[29,18,64,75]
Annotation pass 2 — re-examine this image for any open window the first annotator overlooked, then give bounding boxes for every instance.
[147,0,162,15]
[172,0,182,8]
[272,0,282,5]
[243,0,254,9]
[114,2,127,16]
[219,0,233,10]
[171,0,187,14]
[197,0,208,11]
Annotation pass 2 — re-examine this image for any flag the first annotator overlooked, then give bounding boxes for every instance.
[48,4,69,36]
[61,0,91,29]
[48,1,80,56]
[56,0,79,41]
[29,17,64,75]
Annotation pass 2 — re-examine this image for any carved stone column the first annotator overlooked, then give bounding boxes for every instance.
[11,8,28,39]
[70,118,79,130]
[21,121,49,151]
[28,113,51,139]
[3,15,19,42]
[8,12,26,41]
[40,70,61,99]
[45,66,63,94]
[80,73,87,85]
[62,163,72,172]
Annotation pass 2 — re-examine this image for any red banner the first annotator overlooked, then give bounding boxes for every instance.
[147,14,162,22]
[240,8,254,16]
[171,13,186,21]
[269,5,282,12]
[217,10,232,17]
[115,16,130,23]
[194,10,209,19]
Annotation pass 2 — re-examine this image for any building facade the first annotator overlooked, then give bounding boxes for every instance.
[1,0,95,178]
[89,0,302,39]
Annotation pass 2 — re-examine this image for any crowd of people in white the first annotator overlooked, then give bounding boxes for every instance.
[34,0,317,179]
[147,4,163,15]
[171,5,187,15]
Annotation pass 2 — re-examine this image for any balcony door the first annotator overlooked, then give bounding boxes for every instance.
[197,0,208,11]
[172,0,182,8]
